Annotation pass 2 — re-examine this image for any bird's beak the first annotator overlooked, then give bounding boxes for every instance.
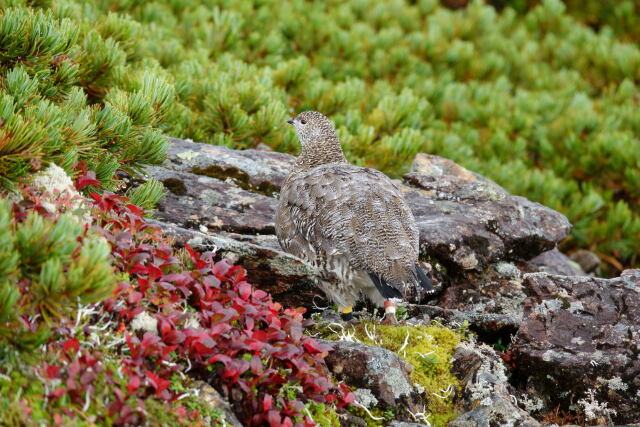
[287,119,294,125]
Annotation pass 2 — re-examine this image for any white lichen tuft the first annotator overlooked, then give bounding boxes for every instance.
[183,315,202,330]
[494,262,521,280]
[577,388,617,421]
[326,323,359,342]
[353,388,378,409]
[519,394,544,413]
[131,311,158,334]
[457,341,509,405]
[597,376,629,392]
[32,163,92,224]
[32,163,75,195]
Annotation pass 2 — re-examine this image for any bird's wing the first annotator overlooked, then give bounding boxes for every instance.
[276,164,419,290]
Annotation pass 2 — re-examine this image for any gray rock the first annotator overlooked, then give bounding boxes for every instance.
[388,422,431,427]
[569,249,601,274]
[448,398,540,427]
[450,341,540,427]
[511,270,640,423]
[424,260,532,340]
[524,248,586,276]
[405,154,571,271]
[165,137,293,196]
[192,381,242,426]
[353,388,378,409]
[149,166,277,235]
[150,139,571,291]
[339,413,368,427]
[323,340,425,419]
[406,304,520,341]
[410,252,584,341]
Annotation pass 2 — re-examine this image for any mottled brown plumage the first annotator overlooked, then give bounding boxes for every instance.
[276,111,433,315]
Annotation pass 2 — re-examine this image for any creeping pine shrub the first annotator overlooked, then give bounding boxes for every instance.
[491,0,640,43]
[3,1,640,270]
[0,196,114,351]
[0,187,353,426]
[0,7,171,190]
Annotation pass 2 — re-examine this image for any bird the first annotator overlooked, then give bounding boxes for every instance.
[275,110,434,323]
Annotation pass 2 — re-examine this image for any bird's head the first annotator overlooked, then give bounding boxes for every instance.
[287,110,346,168]
[287,110,338,148]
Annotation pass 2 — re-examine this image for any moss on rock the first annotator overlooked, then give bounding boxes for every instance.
[322,321,463,426]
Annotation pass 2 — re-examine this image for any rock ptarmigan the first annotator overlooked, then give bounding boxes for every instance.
[276,111,434,323]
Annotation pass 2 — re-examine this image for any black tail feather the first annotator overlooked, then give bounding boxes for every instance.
[415,263,435,293]
[367,272,403,299]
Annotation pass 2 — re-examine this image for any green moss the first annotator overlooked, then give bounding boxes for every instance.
[303,401,341,426]
[145,400,192,426]
[347,405,395,426]
[323,321,462,426]
[0,366,47,426]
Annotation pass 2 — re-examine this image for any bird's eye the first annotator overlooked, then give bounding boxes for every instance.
[300,120,306,125]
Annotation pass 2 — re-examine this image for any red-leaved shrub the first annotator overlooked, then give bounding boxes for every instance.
[92,191,354,425]
[4,185,353,426]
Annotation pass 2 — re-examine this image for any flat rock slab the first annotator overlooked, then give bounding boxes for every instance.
[149,166,277,234]
[405,154,571,270]
[150,139,570,277]
[511,270,640,423]
[165,138,293,196]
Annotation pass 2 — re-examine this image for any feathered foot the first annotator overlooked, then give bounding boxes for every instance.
[380,300,398,325]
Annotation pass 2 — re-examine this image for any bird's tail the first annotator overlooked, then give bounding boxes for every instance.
[414,263,435,294]
[367,272,403,299]
[367,262,435,303]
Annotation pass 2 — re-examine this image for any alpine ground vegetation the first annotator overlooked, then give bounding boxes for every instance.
[1,0,639,272]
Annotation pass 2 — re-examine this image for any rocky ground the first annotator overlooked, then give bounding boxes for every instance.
[142,138,639,426]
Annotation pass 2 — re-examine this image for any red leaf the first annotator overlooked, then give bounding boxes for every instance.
[238,282,252,300]
[263,395,273,411]
[129,264,148,275]
[206,354,231,365]
[140,332,161,348]
[253,289,268,299]
[62,338,80,353]
[184,245,198,262]
[137,276,150,293]
[145,370,171,396]
[147,264,163,282]
[289,324,303,342]
[303,338,332,354]
[163,329,185,345]
[128,291,143,304]
[76,170,100,190]
[126,375,141,393]
[51,388,67,399]
[45,364,60,379]
[126,203,144,215]
[80,370,96,385]
[267,410,281,427]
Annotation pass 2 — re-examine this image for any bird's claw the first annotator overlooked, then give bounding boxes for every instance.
[380,314,399,326]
